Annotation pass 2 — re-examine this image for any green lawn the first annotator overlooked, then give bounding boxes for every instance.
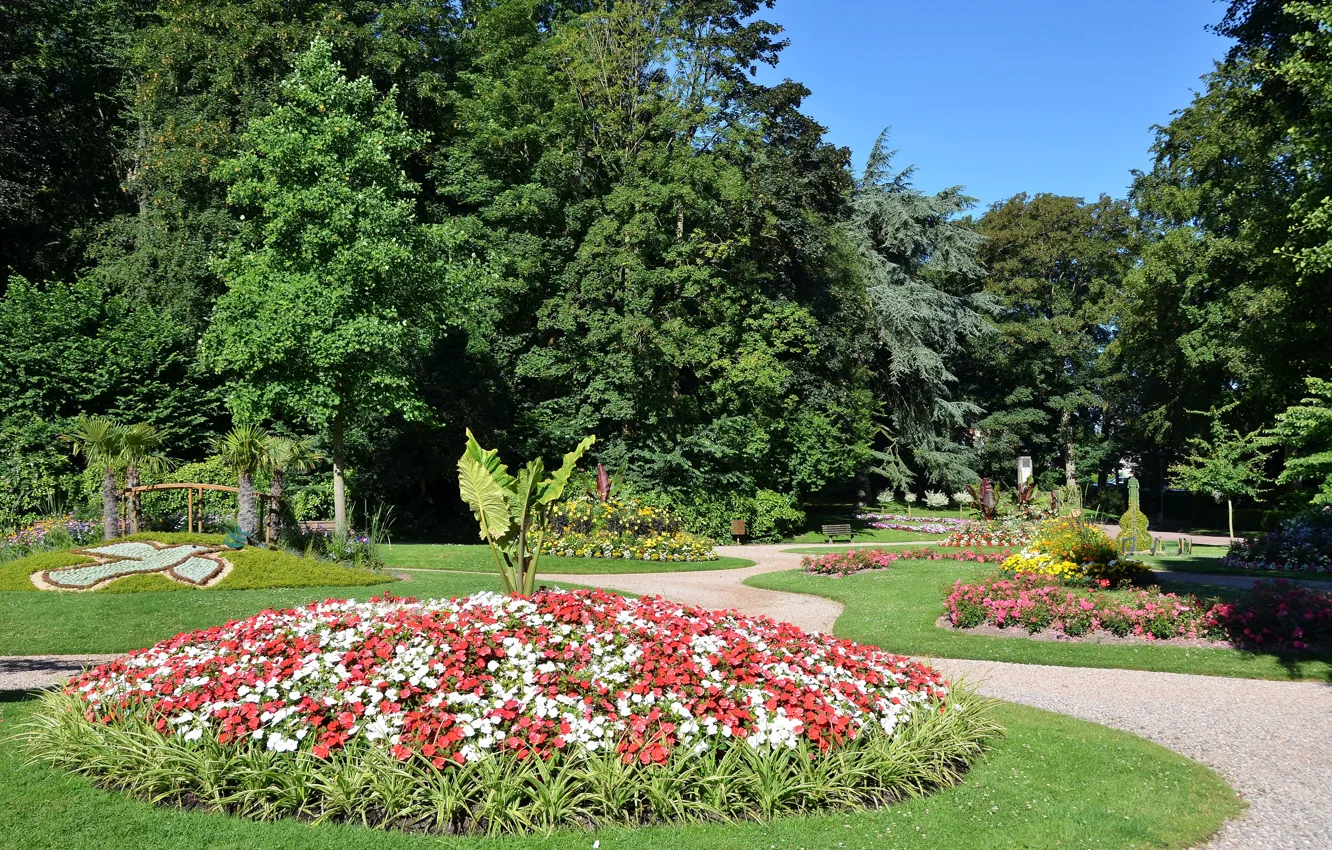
[747,557,1332,681]
[0,570,499,656]
[382,544,754,574]
[0,696,1237,850]
[1140,545,1332,581]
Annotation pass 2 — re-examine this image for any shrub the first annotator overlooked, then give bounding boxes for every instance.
[27,590,1002,835]
[924,490,950,509]
[649,489,805,543]
[1206,579,1332,649]
[1221,510,1332,573]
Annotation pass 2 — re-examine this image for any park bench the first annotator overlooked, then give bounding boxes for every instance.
[298,520,337,535]
[822,523,855,543]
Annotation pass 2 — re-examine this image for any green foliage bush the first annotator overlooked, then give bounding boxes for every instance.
[657,489,806,543]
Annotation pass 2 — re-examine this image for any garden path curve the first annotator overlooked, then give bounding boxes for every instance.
[543,542,1332,850]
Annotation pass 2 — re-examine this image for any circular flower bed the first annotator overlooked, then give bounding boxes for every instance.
[30,589,999,834]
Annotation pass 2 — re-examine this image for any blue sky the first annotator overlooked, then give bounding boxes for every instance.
[755,0,1232,211]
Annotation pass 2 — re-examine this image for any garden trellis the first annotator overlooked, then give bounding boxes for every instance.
[120,483,275,543]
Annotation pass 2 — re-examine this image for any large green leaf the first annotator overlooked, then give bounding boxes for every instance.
[538,435,595,505]
[458,454,511,542]
[462,428,515,491]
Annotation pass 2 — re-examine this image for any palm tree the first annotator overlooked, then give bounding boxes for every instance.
[119,423,174,535]
[61,416,124,541]
[215,424,271,537]
[264,436,323,539]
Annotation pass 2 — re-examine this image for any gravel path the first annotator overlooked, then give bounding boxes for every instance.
[0,654,119,691]
[6,541,1329,847]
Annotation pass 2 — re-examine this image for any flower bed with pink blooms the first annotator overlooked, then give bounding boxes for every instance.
[29,589,1000,834]
[803,547,1011,577]
[945,574,1332,648]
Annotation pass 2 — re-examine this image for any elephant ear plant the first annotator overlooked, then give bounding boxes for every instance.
[457,429,595,595]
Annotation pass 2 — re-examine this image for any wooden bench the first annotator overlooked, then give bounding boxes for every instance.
[298,520,337,535]
[822,523,855,543]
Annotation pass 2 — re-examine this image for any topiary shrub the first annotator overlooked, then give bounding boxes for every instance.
[1117,477,1151,552]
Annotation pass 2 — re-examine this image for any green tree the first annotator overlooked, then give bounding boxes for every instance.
[264,436,323,538]
[848,130,991,491]
[443,0,873,511]
[1170,406,1271,540]
[1123,0,1332,506]
[214,423,270,536]
[1267,377,1332,503]
[965,193,1137,490]
[202,39,451,536]
[118,423,173,534]
[60,415,124,540]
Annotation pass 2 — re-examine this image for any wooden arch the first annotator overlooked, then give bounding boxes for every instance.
[120,483,274,541]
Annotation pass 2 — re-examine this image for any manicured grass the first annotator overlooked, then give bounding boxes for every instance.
[382,544,754,574]
[747,558,1332,680]
[0,696,1237,850]
[0,570,500,656]
[1141,546,1332,580]
[0,551,91,591]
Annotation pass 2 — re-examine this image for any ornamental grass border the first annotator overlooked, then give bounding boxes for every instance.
[22,686,1002,837]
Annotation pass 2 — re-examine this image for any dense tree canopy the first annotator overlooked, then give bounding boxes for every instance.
[2,0,1331,534]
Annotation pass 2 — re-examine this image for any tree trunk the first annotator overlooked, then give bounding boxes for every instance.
[238,471,257,536]
[1061,409,1076,487]
[126,466,140,535]
[332,415,347,537]
[269,469,284,541]
[102,465,118,541]
[1228,498,1235,542]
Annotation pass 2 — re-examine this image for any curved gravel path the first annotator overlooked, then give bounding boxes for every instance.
[543,542,1332,850]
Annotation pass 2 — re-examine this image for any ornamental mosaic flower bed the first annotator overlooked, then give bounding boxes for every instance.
[37,541,228,590]
[30,589,1000,834]
[853,513,965,534]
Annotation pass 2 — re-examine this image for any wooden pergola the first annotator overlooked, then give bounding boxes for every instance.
[121,483,275,542]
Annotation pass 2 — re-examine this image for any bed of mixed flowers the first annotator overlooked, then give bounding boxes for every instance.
[946,574,1332,648]
[65,589,949,765]
[3,514,98,550]
[940,519,1035,548]
[1221,513,1332,573]
[803,547,1010,576]
[946,574,1217,640]
[544,496,719,561]
[853,513,964,534]
[542,530,718,561]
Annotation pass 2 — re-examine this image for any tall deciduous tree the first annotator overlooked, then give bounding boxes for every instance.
[202,39,451,535]
[965,193,1136,490]
[1170,406,1271,541]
